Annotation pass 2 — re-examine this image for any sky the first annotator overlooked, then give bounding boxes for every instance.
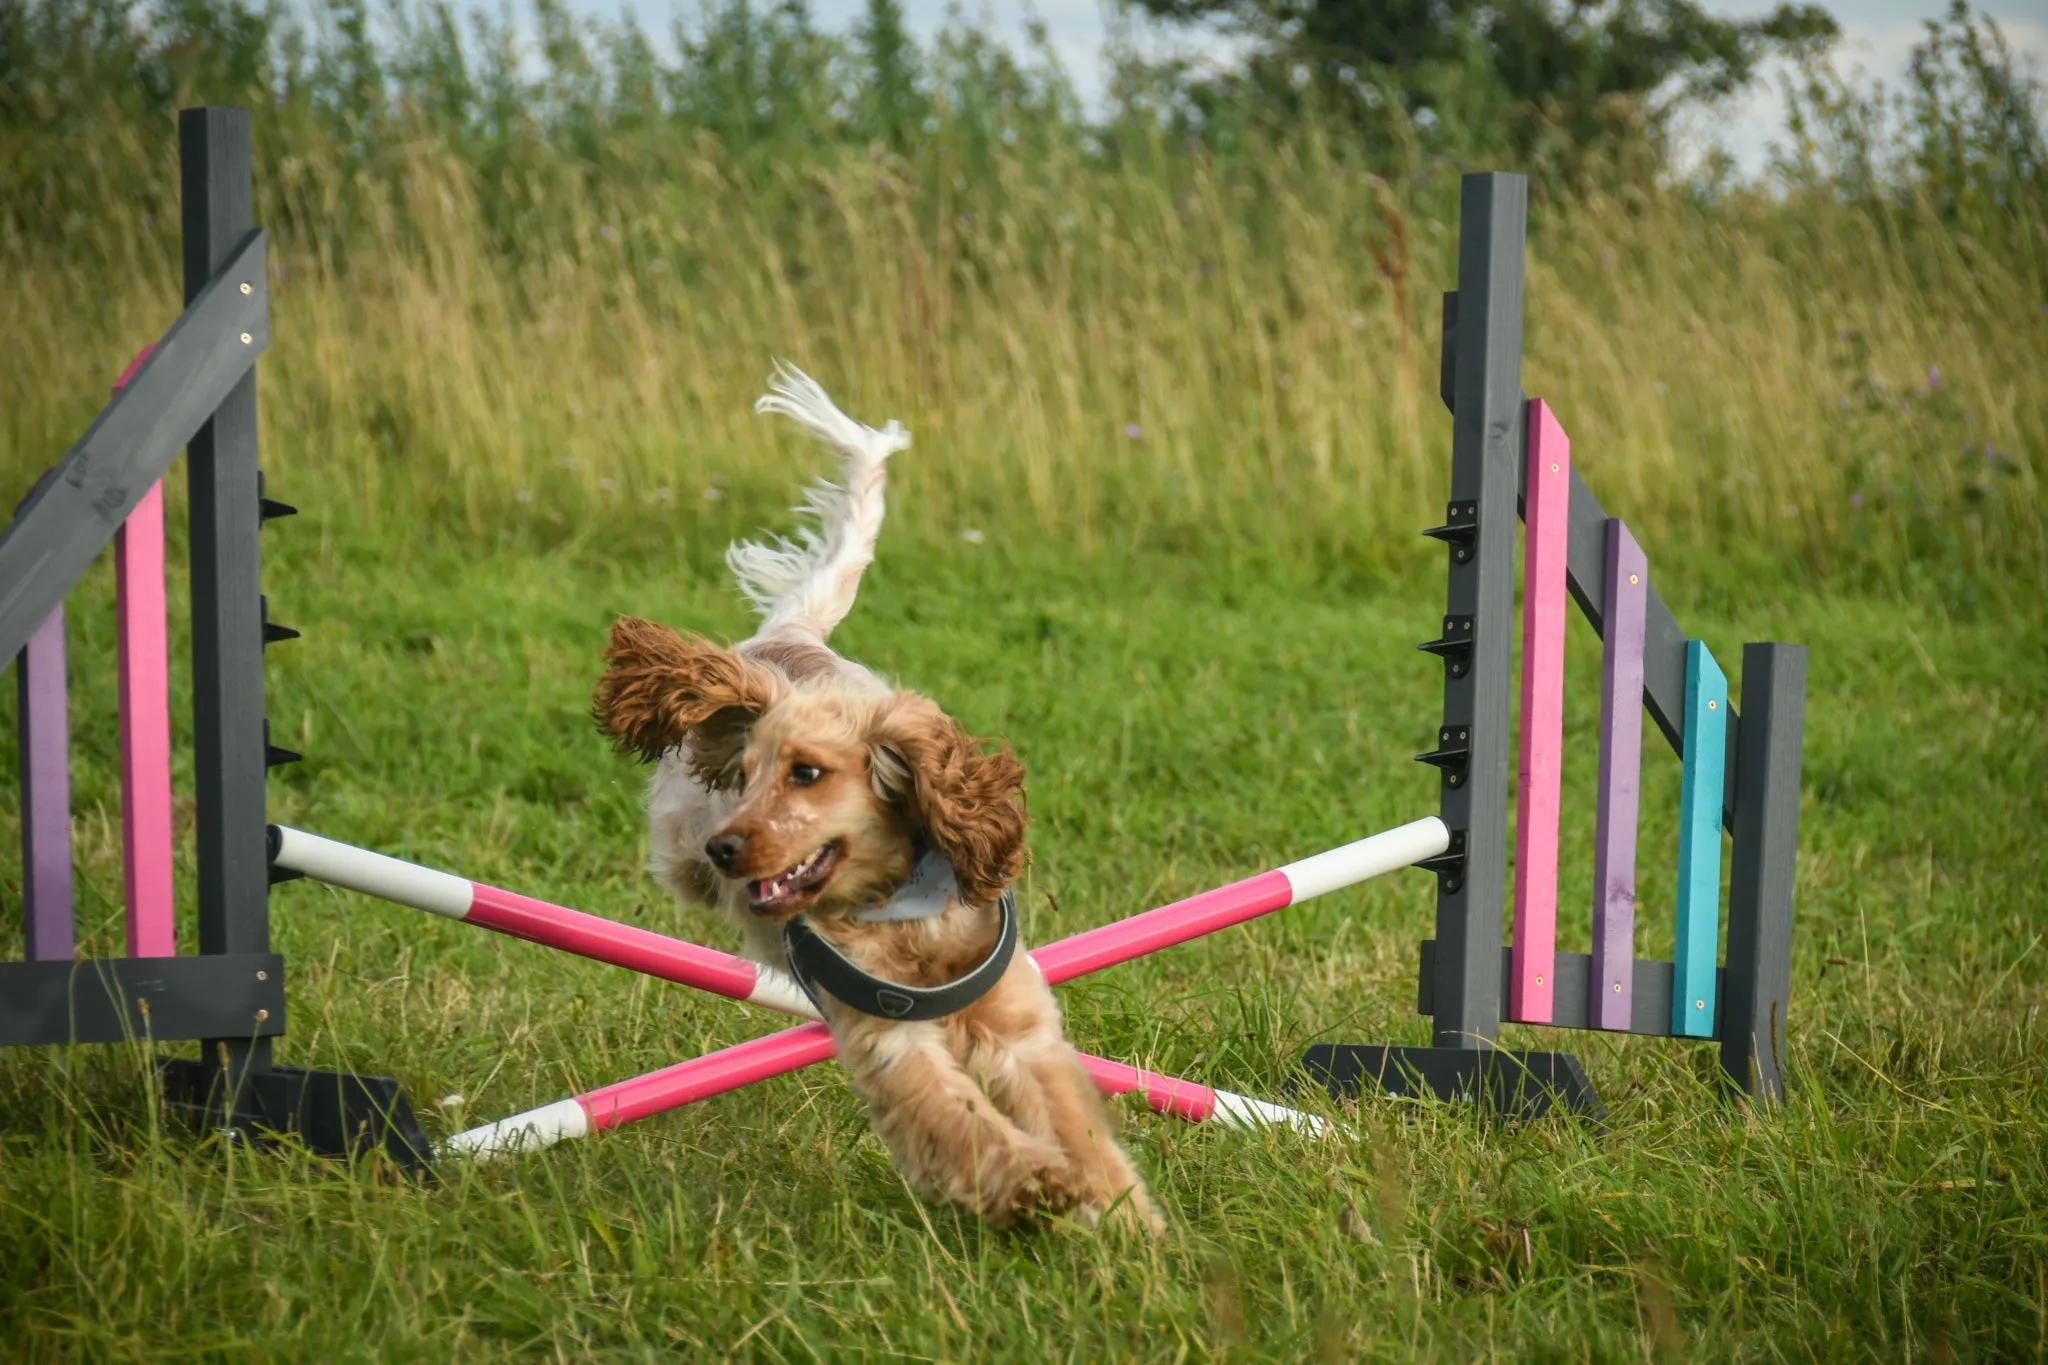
[550,0,2048,177]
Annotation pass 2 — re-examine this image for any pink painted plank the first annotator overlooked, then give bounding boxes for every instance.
[113,345,155,391]
[1511,400,1570,1023]
[114,346,176,958]
[1591,520,1648,1030]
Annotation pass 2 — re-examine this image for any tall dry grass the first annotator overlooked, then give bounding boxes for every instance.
[5,115,2042,590]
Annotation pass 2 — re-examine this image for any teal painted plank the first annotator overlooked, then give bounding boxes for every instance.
[1673,639,1728,1037]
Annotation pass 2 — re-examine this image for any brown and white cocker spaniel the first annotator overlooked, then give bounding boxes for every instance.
[593,367,1161,1233]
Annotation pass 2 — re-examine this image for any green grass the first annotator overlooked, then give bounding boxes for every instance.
[1,487,2043,1358]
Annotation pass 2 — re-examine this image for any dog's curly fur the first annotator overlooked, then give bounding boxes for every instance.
[594,366,1161,1233]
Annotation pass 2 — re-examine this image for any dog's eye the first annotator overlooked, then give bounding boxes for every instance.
[789,763,823,787]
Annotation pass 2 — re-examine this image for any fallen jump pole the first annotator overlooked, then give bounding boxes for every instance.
[266,828,1230,1123]
[347,816,1450,1157]
[268,823,1451,1151]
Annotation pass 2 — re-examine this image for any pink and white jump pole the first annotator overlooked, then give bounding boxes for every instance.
[269,822,1445,1154]
[270,816,1447,1158]
[268,825,818,1015]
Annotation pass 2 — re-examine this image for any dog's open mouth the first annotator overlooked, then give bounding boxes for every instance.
[747,841,841,913]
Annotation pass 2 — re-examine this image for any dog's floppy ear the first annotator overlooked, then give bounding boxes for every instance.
[869,693,1026,907]
[593,617,782,775]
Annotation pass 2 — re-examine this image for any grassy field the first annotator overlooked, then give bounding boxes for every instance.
[3,81,2048,1360]
[0,516,2042,1359]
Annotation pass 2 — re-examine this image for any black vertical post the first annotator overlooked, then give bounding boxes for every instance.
[181,107,273,1080]
[1429,172,1526,1050]
[1301,171,1599,1118]
[1719,643,1806,1102]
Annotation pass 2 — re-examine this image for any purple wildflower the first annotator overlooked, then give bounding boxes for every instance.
[1927,365,1940,389]
[1849,492,1863,508]
[1125,423,1142,440]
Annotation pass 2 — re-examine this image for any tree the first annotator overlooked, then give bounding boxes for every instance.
[857,0,925,148]
[1125,0,1839,162]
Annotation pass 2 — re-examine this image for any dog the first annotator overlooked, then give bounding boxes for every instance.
[593,367,1162,1233]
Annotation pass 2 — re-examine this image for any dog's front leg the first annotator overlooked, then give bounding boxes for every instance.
[839,1021,1076,1227]
[1024,1044,1165,1234]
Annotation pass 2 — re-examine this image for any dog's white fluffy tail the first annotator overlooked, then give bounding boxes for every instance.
[730,364,910,641]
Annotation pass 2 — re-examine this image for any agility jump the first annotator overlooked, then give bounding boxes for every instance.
[267,819,1449,1155]
[1300,175,1807,1116]
[1,107,1806,1174]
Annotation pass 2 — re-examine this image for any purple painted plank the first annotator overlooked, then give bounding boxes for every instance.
[18,604,75,962]
[15,468,75,961]
[1591,519,1647,1030]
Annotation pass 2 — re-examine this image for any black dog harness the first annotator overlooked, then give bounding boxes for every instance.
[782,889,1018,1022]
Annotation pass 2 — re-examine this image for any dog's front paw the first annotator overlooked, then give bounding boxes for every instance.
[1012,1156,1095,1225]
[1088,1183,1166,1237]
[1022,1168,1166,1237]
[953,1139,1075,1229]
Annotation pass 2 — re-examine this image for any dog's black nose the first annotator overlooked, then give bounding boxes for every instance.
[704,832,746,873]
